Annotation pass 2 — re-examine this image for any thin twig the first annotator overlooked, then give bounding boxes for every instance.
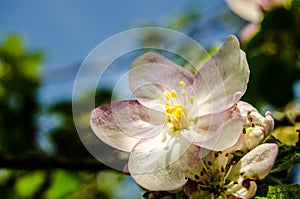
[0,154,110,171]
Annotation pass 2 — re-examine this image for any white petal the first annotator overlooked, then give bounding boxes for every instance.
[237,101,274,138]
[228,179,257,199]
[226,133,245,152]
[226,0,263,22]
[193,35,250,116]
[230,143,278,180]
[239,23,260,41]
[90,100,164,152]
[245,126,265,149]
[129,52,194,110]
[128,130,200,191]
[237,101,259,117]
[183,181,205,199]
[182,109,244,151]
[264,111,275,136]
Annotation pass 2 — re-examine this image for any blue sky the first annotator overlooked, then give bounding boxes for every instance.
[0,0,231,103]
[1,0,213,67]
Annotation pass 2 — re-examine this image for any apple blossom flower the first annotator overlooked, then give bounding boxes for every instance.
[236,101,275,151]
[225,0,291,40]
[90,35,249,191]
[226,0,291,23]
[184,143,278,199]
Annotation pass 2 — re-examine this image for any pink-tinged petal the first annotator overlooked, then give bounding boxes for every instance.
[226,0,263,23]
[123,163,130,175]
[255,0,273,10]
[228,179,257,199]
[129,52,194,110]
[254,0,287,10]
[226,133,245,152]
[193,35,250,116]
[183,181,203,199]
[237,101,274,136]
[264,111,274,135]
[237,101,258,117]
[239,23,260,41]
[90,100,164,152]
[128,130,200,191]
[230,143,278,180]
[244,126,265,149]
[182,109,244,151]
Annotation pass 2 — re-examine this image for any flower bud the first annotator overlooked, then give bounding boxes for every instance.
[237,101,274,150]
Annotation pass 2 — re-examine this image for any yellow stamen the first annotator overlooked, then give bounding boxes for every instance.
[174,108,183,120]
[171,90,177,98]
[181,89,186,97]
[163,81,193,132]
[189,96,194,104]
[179,81,185,88]
[200,160,208,172]
[223,162,234,181]
[164,91,171,100]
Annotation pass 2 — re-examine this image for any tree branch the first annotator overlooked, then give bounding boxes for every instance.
[0,154,110,171]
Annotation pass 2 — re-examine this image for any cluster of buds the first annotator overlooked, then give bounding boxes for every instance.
[182,102,277,199]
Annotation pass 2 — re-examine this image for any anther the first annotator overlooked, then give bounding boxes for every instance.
[214,152,219,158]
[189,96,194,104]
[200,170,205,176]
[179,81,185,88]
[220,166,225,173]
[207,161,212,166]
[171,90,177,98]
[242,179,251,189]
[181,89,187,97]
[164,91,171,100]
[243,128,246,134]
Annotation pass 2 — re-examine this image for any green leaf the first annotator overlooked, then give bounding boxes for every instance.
[45,170,82,199]
[242,7,300,109]
[15,171,45,197]
[255,184,300,199]
[271,144,300,173]
[272,124,299,146]
[1,35,23,56]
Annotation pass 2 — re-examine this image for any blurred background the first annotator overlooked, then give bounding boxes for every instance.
[0,0,299,198]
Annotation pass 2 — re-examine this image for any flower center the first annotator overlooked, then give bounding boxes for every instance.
[186,149,259,198]
[163,81,194,132]
[188,151,238,198]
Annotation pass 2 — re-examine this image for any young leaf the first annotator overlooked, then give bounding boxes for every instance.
[271,144,300,173]
[255,184,300,199]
